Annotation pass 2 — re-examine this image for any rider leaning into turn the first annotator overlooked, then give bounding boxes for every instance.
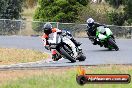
[86,18,107,46]
[41,22,81,61]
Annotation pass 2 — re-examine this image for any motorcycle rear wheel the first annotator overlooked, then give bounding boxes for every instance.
[108,38,119,51]
[59,47,76,63]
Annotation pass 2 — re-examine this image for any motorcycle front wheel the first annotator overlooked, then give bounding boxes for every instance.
[77,54,86,61]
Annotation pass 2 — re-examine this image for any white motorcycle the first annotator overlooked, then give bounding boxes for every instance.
[48,31,86,63]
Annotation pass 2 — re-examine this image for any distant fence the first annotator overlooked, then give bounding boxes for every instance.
[0,19,131,39]
[0,19,23,35]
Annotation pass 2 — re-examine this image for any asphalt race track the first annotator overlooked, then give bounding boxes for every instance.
[0,36,132,69]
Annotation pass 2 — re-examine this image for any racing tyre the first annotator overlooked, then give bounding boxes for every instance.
[108,38,119,51]
[78,55,86,61]
[59,47,76,63]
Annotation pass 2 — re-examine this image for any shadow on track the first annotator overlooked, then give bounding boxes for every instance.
[91,49,117,52]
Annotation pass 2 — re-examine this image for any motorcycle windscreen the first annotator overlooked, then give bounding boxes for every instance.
[105,28,113,36]
[97,26,105,34]
[47,33,61,44]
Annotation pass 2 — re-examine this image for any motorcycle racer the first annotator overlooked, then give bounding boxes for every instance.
[86,18,107,46]
[41,22,81,61]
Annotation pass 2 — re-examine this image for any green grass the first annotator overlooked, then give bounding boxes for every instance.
[0,65,132,88]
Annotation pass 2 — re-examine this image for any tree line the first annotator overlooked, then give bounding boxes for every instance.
[106,0,132,25]
[0,0,131,25]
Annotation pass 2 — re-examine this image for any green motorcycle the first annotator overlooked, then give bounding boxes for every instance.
[95,26,119,51]
[96,26,119,51]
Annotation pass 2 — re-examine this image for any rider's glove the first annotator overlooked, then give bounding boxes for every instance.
[45,45,50,50]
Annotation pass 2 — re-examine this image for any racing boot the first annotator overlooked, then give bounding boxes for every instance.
[70,38,81,47]
[96,38,103,47]
[52,50,61,61]
[98,42,103,47]
[93,39,98,45]
[52,54,62,61]
[52,54,57,61]
[93,41,97,45]
[71,38,82,51]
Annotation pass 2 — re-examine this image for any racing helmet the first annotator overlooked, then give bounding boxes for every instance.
[43,22,52,34]
[86,18,94,27]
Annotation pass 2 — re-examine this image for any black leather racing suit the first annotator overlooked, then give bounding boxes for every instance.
[86,22,106,45]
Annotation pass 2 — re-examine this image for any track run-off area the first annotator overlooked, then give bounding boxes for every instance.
[0,36,132,69]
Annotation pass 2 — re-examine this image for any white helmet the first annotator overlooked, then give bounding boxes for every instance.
[87,18,94,27]
[87,18,94,24]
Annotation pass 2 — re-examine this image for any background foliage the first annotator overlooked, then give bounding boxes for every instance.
[0,0,23,19]
[0,0,131,26]
[33,0,89,22]
[106,0,132,25]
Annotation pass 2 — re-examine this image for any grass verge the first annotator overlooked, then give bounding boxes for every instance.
[0,65,131,88]
[0,48,49,65]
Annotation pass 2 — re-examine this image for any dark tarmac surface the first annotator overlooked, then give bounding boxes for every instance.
[0,36,132,69]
